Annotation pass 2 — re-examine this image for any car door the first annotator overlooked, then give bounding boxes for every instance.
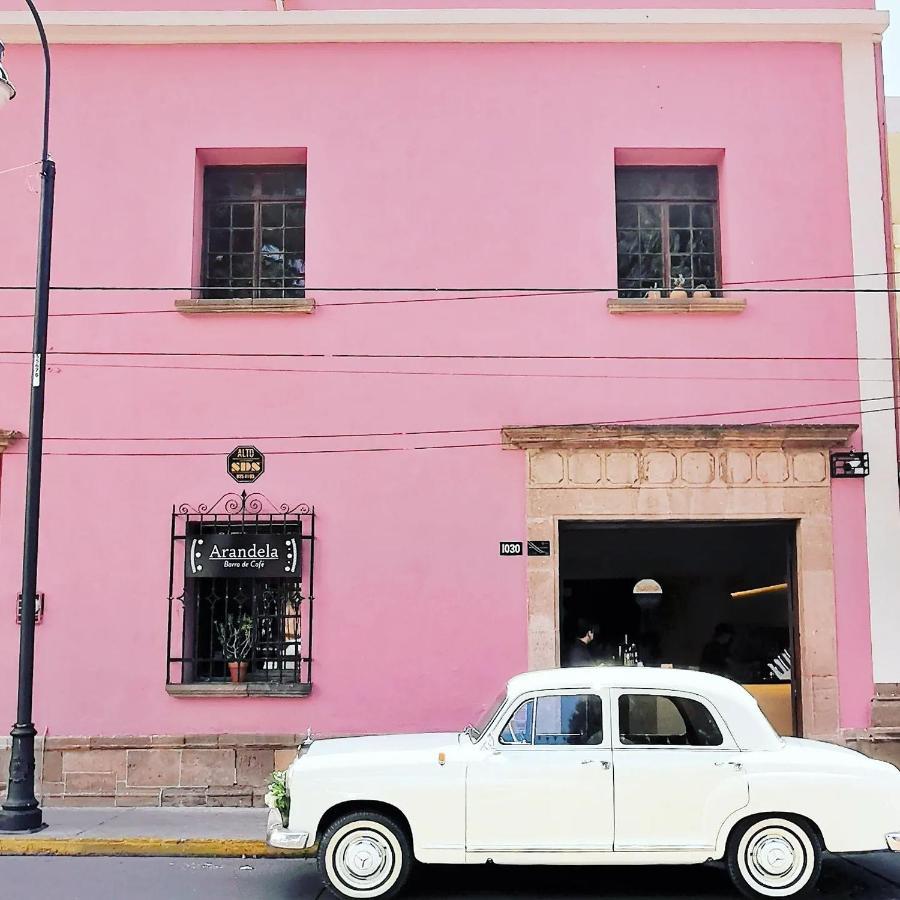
[612,689,749,852]
[466,689,614,853]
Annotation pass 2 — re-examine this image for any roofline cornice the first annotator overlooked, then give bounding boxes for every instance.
[0,8,889,45]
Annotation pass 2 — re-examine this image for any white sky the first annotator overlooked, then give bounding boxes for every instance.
[882,0,900,95]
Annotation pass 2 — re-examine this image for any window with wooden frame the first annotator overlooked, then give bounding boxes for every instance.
[615,166,720,299]
[202,165,306,300]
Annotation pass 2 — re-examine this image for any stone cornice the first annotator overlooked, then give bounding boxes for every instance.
[502,423,858,450]
[0,430,21,453]
[0,9,888,45]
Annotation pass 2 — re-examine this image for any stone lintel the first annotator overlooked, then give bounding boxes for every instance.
[503,423,858,451]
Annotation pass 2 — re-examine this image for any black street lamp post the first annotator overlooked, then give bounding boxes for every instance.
[0,0,55,833]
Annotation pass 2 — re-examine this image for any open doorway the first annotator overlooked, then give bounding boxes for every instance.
[559,521,798,735]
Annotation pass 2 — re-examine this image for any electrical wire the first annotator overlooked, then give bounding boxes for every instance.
[0,357,886,385]
[0,349,897,362]
[7,393,890,447]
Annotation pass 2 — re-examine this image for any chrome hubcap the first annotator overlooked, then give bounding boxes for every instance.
[754,836,795,876]
[343,836,388,879]
[740,822,811,894]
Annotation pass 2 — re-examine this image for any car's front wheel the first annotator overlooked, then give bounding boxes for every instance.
[726,815,823,899]
[318,810,412,900]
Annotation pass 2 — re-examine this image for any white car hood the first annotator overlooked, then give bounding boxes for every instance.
[305,732,461,759]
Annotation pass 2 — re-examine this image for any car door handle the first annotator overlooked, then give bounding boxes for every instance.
[581,760,610,770]
[715,761,743,771]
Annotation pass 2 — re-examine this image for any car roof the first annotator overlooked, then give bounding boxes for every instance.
[505,666,782,750]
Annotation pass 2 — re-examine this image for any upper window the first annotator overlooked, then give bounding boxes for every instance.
[202,166,306,301]
[499,695,604,746]
[615,166,720,299]
[618,693,723,747]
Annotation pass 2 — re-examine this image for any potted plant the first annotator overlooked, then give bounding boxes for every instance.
[216,614,253,683]
[693,283,712,299]
[669,274,688,300]
[265,769,290,826]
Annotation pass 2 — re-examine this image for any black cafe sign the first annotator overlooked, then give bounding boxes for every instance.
[187,532,301,579]
[227,446,265,484]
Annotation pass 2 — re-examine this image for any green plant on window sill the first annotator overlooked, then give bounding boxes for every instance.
[216,614,253,684]
[265,769,290,825]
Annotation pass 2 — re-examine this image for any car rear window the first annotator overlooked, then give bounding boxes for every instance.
[618,694,723,747]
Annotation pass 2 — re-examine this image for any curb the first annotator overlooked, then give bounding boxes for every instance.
[0,837,314,859]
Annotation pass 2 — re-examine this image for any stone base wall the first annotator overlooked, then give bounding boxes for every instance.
[0,735,301,807]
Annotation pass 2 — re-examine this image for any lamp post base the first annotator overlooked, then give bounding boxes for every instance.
[0,807,45,833]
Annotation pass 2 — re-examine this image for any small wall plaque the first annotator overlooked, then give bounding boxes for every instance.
[500,542,523,556]
[830,451,869,479]
[227,445,265,483]
[527,541,551,556]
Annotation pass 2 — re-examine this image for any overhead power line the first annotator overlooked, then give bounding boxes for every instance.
[3,402,890,459]
[9,393,891,446]
[0,349,897,362]
[0,357,887,385]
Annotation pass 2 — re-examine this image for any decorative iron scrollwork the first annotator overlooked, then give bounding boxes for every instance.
[177,490,312,517]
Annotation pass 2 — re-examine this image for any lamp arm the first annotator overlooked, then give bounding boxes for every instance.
[22,0,50,164]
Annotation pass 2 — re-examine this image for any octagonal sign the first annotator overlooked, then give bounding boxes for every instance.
[227,445,265,483]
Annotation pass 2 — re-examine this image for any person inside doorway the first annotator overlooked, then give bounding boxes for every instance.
[700,622,735,676]
[566,619,595,667]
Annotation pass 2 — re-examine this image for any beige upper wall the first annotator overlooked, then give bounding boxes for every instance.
[889,97,900,255]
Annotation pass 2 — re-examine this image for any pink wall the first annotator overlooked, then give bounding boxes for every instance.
[0,40,873,736]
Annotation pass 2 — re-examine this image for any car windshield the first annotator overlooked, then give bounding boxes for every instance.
[465,690,507,742]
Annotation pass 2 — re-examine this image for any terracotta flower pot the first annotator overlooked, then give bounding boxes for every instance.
[669,288,688,300]
[693,284,712,299]
[228,661,249,684]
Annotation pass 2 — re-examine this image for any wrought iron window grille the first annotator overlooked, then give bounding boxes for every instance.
[167,490,315,692]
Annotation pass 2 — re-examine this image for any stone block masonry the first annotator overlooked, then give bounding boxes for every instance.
[0,735,304,808]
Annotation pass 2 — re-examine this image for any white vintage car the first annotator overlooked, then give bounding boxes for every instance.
[267,667,900,899]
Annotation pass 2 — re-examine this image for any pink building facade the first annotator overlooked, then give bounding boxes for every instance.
[1,2,899,806]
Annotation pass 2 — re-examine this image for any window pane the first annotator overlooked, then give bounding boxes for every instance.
[261,229,285,253]
[694,229,714,254]
[638,204,661,227]
[232,229,254,253]
[261,204,284,227]
[617,230,639,256]
[285,203,304,227]
[616,203,638,228]
[232,204,254,228]
[618,694,723,746]
[669,229,693,255]
[535,695,603,746]
[691,204,714,228]
[261,172,285,197]
[209,204,230,228]
[615,167,717,202]
[669,204,690,228]
[500,699,534,744]
[284,229,305,253]
[208,229,230,253]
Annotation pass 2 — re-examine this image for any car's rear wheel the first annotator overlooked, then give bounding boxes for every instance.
[318,810,412,900]
[726,815,822,899]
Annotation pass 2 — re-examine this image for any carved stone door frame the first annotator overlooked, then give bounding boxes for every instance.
[502,424,856,741]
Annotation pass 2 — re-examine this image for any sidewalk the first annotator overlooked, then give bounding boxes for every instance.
[0,807,307,858]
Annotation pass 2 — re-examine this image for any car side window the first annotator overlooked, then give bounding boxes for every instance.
[499,695,603,746]
[618,693,723,747]
[499,699,534,744]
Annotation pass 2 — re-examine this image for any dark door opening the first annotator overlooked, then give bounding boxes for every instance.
[559,520,799,735]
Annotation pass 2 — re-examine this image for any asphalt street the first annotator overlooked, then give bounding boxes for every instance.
[1,855,898,900]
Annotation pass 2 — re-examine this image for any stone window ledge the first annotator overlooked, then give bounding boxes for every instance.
[607,296,746,314]
[166,682,312,698]
[174,297,315,315]
[0,430,21,453]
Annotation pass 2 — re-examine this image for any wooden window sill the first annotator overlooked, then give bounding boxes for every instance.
[167,682,312,697]
[175,297,315,314]
[607,296,746,315]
